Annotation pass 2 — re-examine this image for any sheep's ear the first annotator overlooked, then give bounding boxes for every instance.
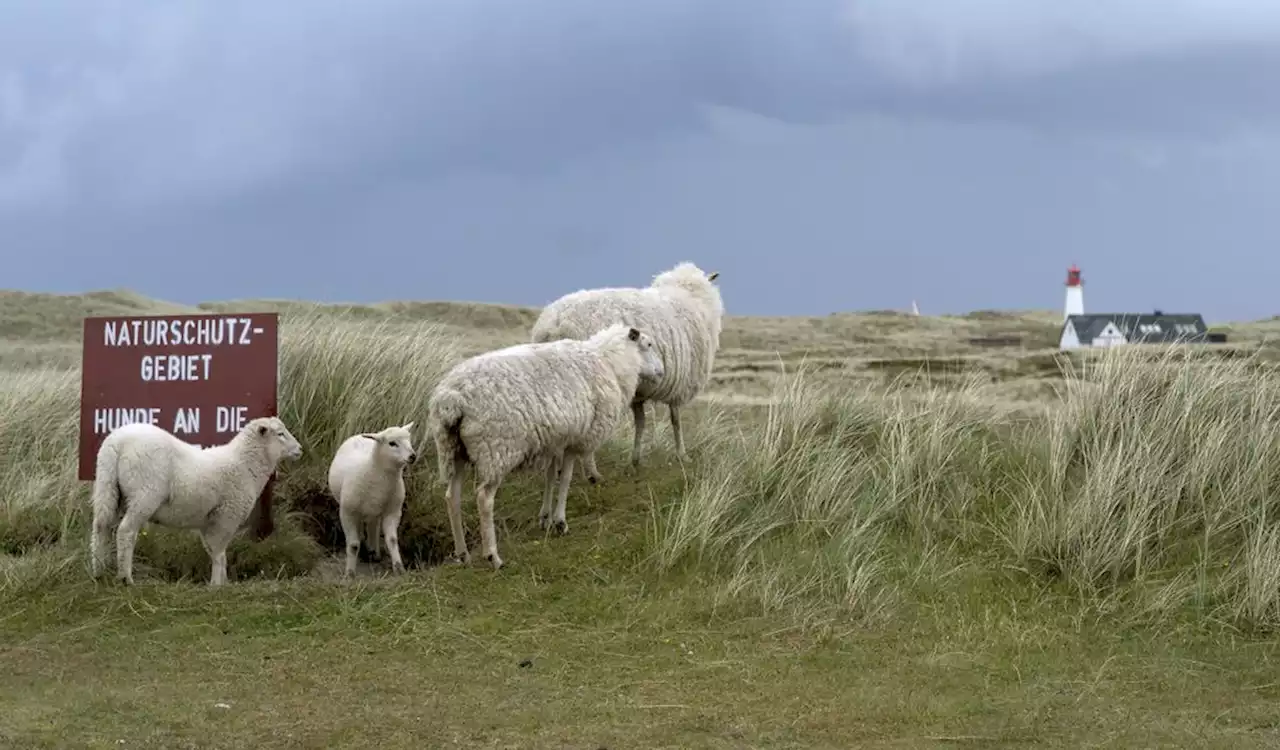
[359,433,379,441]
[402,421,415,432]
[257,424,268,437]
[707,271,720,282]
[627,327,640,341]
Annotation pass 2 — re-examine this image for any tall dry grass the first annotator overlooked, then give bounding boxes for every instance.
[0,310,468,592]
[651,346,1280,631]
[6,309,1280,634]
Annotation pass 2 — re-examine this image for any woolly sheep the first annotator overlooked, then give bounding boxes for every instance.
[428,323,665,570]
[89,416,303,587]
[327,422,418,577]
[530,262,723,481]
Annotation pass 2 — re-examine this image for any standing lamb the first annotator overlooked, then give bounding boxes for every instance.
[89,416,303,587]
[530,262,723,481]
[327,422,418,578]
[428,323,665,570]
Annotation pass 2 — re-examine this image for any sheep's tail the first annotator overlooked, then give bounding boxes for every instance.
[90,440,124,526]
[428,388,468,485]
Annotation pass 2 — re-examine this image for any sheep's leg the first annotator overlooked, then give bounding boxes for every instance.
[380,512,405,574]
[669,404,686,459]
[539,455,560,530]
[199,521,238,587]
[551,454,576,535]
[581,452,604,485]
[114,506,154,586]
[90,508,119,579]
[443,458,470,565]
[630,399,647,468]
[366,516,382,562]
[476,480,504,571]
[339,507,362,578]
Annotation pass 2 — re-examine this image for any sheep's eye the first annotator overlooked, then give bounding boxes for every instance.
[388,441,397,447]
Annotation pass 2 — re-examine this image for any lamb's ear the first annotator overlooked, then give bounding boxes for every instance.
[707,271,720,282]
[257,424,268,437]
[402,421,415,432]
[627,327,640,341]
[359,433,379,441]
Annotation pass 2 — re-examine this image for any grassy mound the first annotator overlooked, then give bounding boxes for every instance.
[651,346,1280,631]
[0,308,684,587]
[10,295,1280,745]
[0,310,483,584]
[5,304,1280,634]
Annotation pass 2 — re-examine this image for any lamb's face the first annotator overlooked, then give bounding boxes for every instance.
[254,417,303,461]
[627,327,665,380]
[364,422,418,469]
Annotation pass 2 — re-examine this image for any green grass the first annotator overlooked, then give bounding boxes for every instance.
[5,292,1280,747]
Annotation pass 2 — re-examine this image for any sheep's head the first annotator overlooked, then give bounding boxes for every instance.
[249,416,303,462]
[627,326,665,381]
[651,262,722,316]
[360,422,418,469]
[652,262,719,289]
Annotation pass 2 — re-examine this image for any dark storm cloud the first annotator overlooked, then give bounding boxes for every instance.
[4,1,1280,322]
[4,0,1280,211]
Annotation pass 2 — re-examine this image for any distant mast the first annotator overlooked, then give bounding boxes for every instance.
[1064,264,1084,321]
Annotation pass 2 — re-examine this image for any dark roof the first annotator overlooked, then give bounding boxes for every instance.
[1064,313,1208,344]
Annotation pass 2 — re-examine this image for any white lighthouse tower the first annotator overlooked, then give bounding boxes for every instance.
[1063,264,1084,321]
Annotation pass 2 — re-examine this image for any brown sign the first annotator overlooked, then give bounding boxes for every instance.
[78,312,281,537]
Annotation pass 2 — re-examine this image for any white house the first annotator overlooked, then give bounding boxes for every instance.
[1059,312,1214,351]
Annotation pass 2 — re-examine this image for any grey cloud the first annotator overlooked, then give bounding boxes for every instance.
[4,0,1280,326]
[5,1,1280,211]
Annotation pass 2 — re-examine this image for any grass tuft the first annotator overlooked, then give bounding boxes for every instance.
[652,346,1280,632]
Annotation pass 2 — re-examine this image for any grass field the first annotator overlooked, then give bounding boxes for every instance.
[5,287,1280,748]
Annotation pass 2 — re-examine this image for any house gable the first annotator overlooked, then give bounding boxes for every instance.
[1059,320,1081,350]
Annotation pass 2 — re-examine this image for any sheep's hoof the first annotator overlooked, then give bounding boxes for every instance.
[391,562,405,574]
[538,512,551,530]
[587,474,601,486]
[553,519,569,535]
[485,553,503,571]
[447,552,470,565]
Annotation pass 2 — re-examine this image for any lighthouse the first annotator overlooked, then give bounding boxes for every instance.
[1063,264,1084,321]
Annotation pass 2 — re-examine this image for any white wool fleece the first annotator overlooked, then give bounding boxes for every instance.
[530,262,723,407]
[428,323,664,569]
[328,422,417,577]
[89,416,303,587]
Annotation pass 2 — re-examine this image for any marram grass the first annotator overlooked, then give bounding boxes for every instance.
[5,312,1280,632]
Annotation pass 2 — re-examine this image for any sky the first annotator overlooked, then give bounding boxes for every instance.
[3,1,1280,322]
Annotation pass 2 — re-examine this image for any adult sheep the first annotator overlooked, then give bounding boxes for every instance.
[327,422,418,578]
[530,262,723,482]
[89,416,303,587]
[428,323,664,570]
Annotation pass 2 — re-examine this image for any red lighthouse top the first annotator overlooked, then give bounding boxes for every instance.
[1065,264,1082,287]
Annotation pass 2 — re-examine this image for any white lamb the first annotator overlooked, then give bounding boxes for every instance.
[327,422,418,578]
[89,416,303,587]
[428,323,665,570]
[530,262,723,482]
